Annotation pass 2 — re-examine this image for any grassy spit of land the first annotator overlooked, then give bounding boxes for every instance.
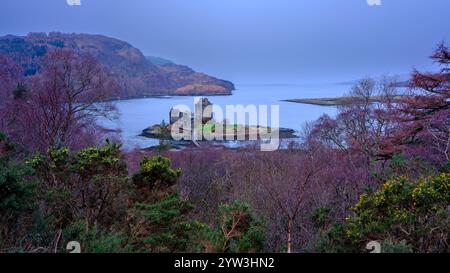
[282,96,405,106]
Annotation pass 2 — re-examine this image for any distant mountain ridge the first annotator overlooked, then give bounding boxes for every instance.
[0,32,235,98]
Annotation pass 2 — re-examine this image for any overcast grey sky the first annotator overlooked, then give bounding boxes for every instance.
[1,0,449,84]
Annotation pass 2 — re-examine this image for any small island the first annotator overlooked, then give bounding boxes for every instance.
[140,98,297,150]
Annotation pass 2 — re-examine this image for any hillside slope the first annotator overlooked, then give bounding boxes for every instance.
[0,32,234,98]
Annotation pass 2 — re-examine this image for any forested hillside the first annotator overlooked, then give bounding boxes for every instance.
[0,32,235,98]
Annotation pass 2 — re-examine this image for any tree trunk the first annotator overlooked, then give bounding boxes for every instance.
[287,218,293,253]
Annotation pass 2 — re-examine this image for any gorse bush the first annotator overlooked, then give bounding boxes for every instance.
[13,142,130,252]
[29,143,130,231]
[318,173,449,253]
[132,155,181,202]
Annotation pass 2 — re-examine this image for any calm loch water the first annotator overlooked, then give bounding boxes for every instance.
[101,83,351,149]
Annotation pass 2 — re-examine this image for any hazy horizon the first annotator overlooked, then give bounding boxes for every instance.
[1,0,450,84]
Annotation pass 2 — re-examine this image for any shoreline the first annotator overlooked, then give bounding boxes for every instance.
[282,95,405,106]
[106,91,235,102]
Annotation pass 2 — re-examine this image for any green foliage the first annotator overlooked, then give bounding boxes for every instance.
[63,220,130,253]
[316,173,449,253]
[28,142,130,232]
[88,232,131,253]
[132,156,181,200]
[315,222,357,253]
[345,173,449,252]
[312,207,358,253]
[381,239,413,253]
[30,142,127,181]
[126,155,210,253]
[130,194,206,253]
[0,163,36,214]
[374,153,436,182]
[28,147,70,182]
[138,194,194,225]
[73,142,126,174]
[312,207,332,229]
[209,200,266,253]
[2,136,222,253]
[0,134,36,214]
[443,161,450,173]
[0,135,37,249]
[390,153,407,172]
